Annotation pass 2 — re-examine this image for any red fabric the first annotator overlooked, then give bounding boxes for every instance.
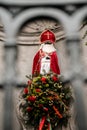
[38,116,46,130]
[50,51,60,74]
[40,30,55,43]
[32,50,60,75]
[32,51,41,75]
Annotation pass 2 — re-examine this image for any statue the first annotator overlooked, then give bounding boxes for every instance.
[32,30,60,75]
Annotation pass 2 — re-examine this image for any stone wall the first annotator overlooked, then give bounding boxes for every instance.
[0,19,87,130]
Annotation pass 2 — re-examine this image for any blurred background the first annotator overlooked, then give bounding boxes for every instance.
[0,1,87,130]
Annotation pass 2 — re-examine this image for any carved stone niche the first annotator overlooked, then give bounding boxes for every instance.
[16,18,65,130]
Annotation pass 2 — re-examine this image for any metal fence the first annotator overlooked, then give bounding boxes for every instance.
[0,0,87,130]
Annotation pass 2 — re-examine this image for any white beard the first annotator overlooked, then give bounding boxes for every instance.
[39,43,56,53]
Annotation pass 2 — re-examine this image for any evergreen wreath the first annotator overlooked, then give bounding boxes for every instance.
[20,73,73,130]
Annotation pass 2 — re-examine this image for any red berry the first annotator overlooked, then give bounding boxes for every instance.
[24,88,28,94]
[28,80,32,85]
[52,76,58,82]
[41,77,47,83]
[27,96,36,102]
[36,88,41,92]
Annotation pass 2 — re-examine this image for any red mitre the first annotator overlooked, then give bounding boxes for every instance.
[40,30,56,43]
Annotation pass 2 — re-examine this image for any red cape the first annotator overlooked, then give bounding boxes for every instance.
[32,50,60,75]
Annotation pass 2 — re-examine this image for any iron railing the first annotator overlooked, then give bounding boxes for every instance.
[0,0,87,130]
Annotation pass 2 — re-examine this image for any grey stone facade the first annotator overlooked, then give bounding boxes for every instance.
[0,1,87,130]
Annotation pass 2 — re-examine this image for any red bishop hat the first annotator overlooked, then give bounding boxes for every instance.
[40,30,56,44]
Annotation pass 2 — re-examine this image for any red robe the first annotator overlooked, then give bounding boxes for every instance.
[32,49,60,75]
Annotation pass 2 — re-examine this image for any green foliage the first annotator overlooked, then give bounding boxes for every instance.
[21,73,73,129]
